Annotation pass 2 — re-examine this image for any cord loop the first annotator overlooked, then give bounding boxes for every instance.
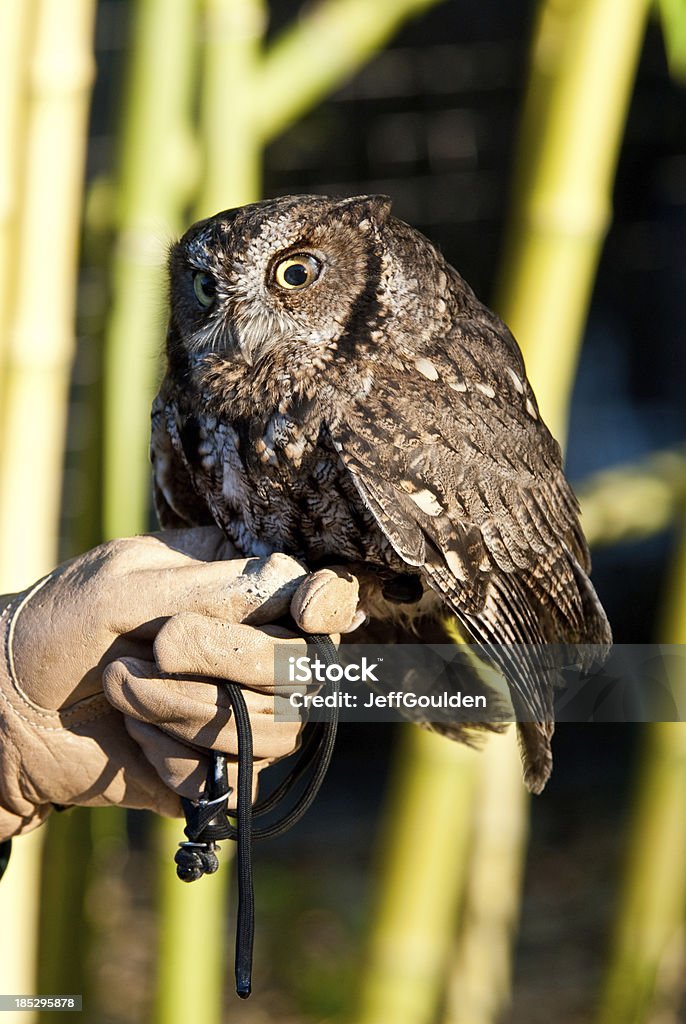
[177,632,340,999]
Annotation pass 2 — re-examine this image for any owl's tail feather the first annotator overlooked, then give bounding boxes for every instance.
[517,722,553,795]
[426,717,509,747]
[422,720,552,794]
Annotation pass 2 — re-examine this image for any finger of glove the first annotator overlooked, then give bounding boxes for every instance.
[103,657,304,761]
[153,614,315,693]
[109,527,235,568]
[145,526,238,564]
[125,719,262,806]
[290,567,361,634]
[111,551,308,635]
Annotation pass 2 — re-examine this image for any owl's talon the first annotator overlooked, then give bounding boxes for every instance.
[341,609,368,633]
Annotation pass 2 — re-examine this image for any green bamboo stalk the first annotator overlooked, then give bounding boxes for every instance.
[0,0,96,591]
[541,2,686,1017]
[355,728,480,1024]
[494,0,651,443]
[596,725,686,1024]
[0,2,96,1020]
[40,188,117,1022]
[596,527,686,1024]
[442,730,528,1024]
[36,810,93,1024]
[152,4,265,1021]
[102,0,199,541]
[440,5,650,1018]
[0,828,46,1024]
[194,0,265,218]
[0,0,36,426]
[256,0,446,143]
[153,818,227,1024]
[103,0,201,1000]
[658,0,686,83]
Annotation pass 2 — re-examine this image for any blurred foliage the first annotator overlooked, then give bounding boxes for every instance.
[356,729,480,1024]
[597,474,686,1023]
[579,447,686,549]
[494,0,651,444]
[441,731,528,1024]
[0,3,96,1022]
[37,810,94,1013]
[102,0,199,540]
[0,0,96,590]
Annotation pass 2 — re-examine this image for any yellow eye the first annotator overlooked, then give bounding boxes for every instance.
[274,254,320,290]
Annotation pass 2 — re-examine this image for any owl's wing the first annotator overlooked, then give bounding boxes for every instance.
[151,392,215,529]
[328,320,611,789]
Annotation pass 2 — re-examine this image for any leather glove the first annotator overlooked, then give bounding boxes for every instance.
[0,527,359,838]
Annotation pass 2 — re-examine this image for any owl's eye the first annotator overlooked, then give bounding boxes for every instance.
[274,254,320,290]
[193,271,216,308]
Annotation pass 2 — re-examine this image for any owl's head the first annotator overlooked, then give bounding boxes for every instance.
[167,194,393,369]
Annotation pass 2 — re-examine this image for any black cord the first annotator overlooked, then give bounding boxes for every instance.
[0,839,11,882]
[224,682,254,998]
[176,632,340,999]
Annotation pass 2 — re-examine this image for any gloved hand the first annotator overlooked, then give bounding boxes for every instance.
[0,527,360,838]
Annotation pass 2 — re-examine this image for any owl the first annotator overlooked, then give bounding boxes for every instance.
[151,194,612,793]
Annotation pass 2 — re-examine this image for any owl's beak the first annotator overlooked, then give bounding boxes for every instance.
[226,304,274,367]
[236,333,254,366]
[223,319,253,366]
[233,319,268,367]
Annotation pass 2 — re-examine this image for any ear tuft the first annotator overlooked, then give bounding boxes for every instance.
[333,194,392,231]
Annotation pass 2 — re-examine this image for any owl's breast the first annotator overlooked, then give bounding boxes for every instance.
[170,401,386,565]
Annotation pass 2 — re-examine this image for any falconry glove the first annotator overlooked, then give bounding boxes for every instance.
[0,527,360,839]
